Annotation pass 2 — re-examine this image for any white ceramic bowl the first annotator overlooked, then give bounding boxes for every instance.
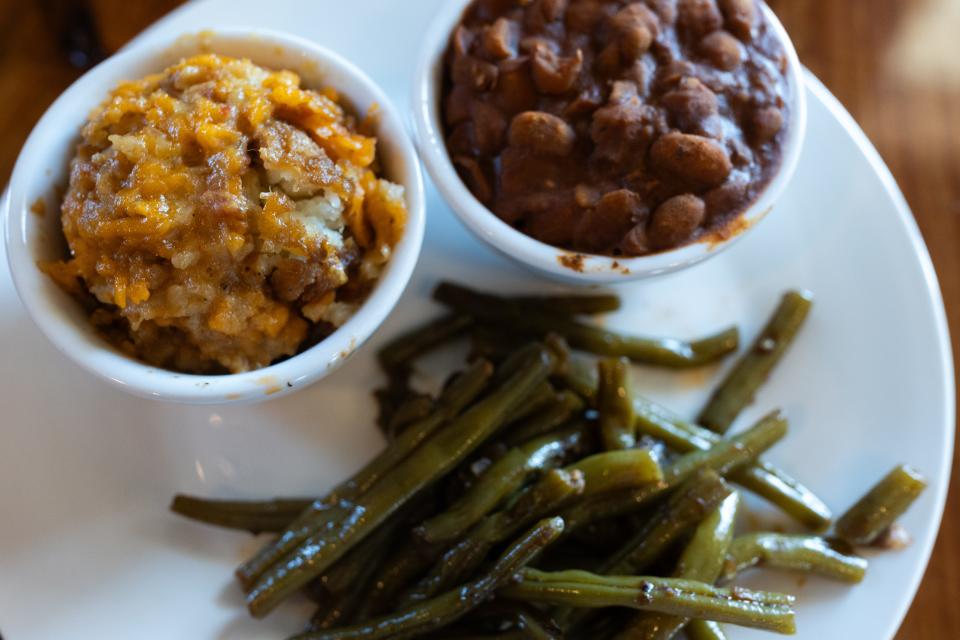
[412,1,806,284]
[3,29,425,404]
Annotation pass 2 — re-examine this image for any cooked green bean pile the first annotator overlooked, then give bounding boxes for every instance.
[171,282,928,639]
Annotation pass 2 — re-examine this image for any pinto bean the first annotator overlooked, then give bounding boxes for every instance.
[452,55,500,91]
[508,111,576,156]
[565,0,606,32]
[718,0,757,40]
[677,0,723,38]
[471,100,508,154]
[525,0,569,31]
[444,85,474,126]
[596,41,623,76]
[661,77,719,134]
[700,30,743,70]
[644,0,678,24]
[649,131,732,188]
[482,17,520,59]
[575,189,646,252]
[531,44,584,94]
[610,3,661,59]
[703,177,748,219]
[592,84,662,164]
[620,222,651,255]
[648,193,706,248]
[494,58,539,113]
[750,105,784,143]
[453,156,494,203]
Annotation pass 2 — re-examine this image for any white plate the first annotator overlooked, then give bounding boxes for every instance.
[0,1,952,639]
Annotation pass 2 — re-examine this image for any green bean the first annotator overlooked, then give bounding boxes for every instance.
[504,383,563,426]
[634,395,832,530]
[353,543,441,620]
[466,602,561,640]
[509,292,622,315]
[686,621,727,640]
[170,496,312,534]
[469,325,531,363]
[501,570,796,634]
[504,391,585,446]
[245,346,557,618]
[556,352,599,403]
[434,282,739,368]
[571,449,664,499]
[416,426,585,544]
[385,394,434,440]
[598,358,636,450]
[835,464,928,546]
[288,518,565,640]
[404,469,584,603]
[561,411,787,532]
[319,498,424,597]
[377,314,474,371]
[615,492,740,639]
[309,517,397,630]
[421,449,529,543]
[698,291,813,434]
[602,471,733,576]
[720,533,867,583]
[514,610,560,640]
[236,359,495,589]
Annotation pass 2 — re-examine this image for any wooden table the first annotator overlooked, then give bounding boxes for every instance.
[1,1,956,637]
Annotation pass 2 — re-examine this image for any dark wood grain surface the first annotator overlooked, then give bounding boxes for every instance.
[0,1,956,636]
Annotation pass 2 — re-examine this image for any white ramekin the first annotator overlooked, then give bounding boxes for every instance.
[4,29,425,404]
[412,1,806,284]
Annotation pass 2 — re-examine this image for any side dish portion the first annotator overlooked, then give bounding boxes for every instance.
[442,0,791,256]
[172,283,927,639]
[43,54,407,373]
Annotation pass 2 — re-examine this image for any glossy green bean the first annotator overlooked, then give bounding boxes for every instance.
[501,570,796,634]
[598,358,636,450]
[616,492,740,639]
[416,426,585,544]
[309,518,397,630]
[504,382,559,424]
[352,543,441,620]
[504,391,585,446]
[385,395,434,440]
[698,291,813,434]
[510,292,622,315]
[404,469,584,603]
[571,449,664,499]
[556,352,599,402]
[433,282,739,368]
[235,359,494,590]
[377,314,474,371]
[288,518,565,640]
[634,395,832,531]
[245,346,556,618]
[835,465,928,546]
[685,621,728,640]
[601,471,733,576]
[720,533,867,583]
[319,500,419,597]
[560,411,787,533]
[170,496,312,534]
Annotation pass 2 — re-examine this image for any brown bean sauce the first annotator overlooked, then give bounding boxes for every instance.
[442,0,790,256]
